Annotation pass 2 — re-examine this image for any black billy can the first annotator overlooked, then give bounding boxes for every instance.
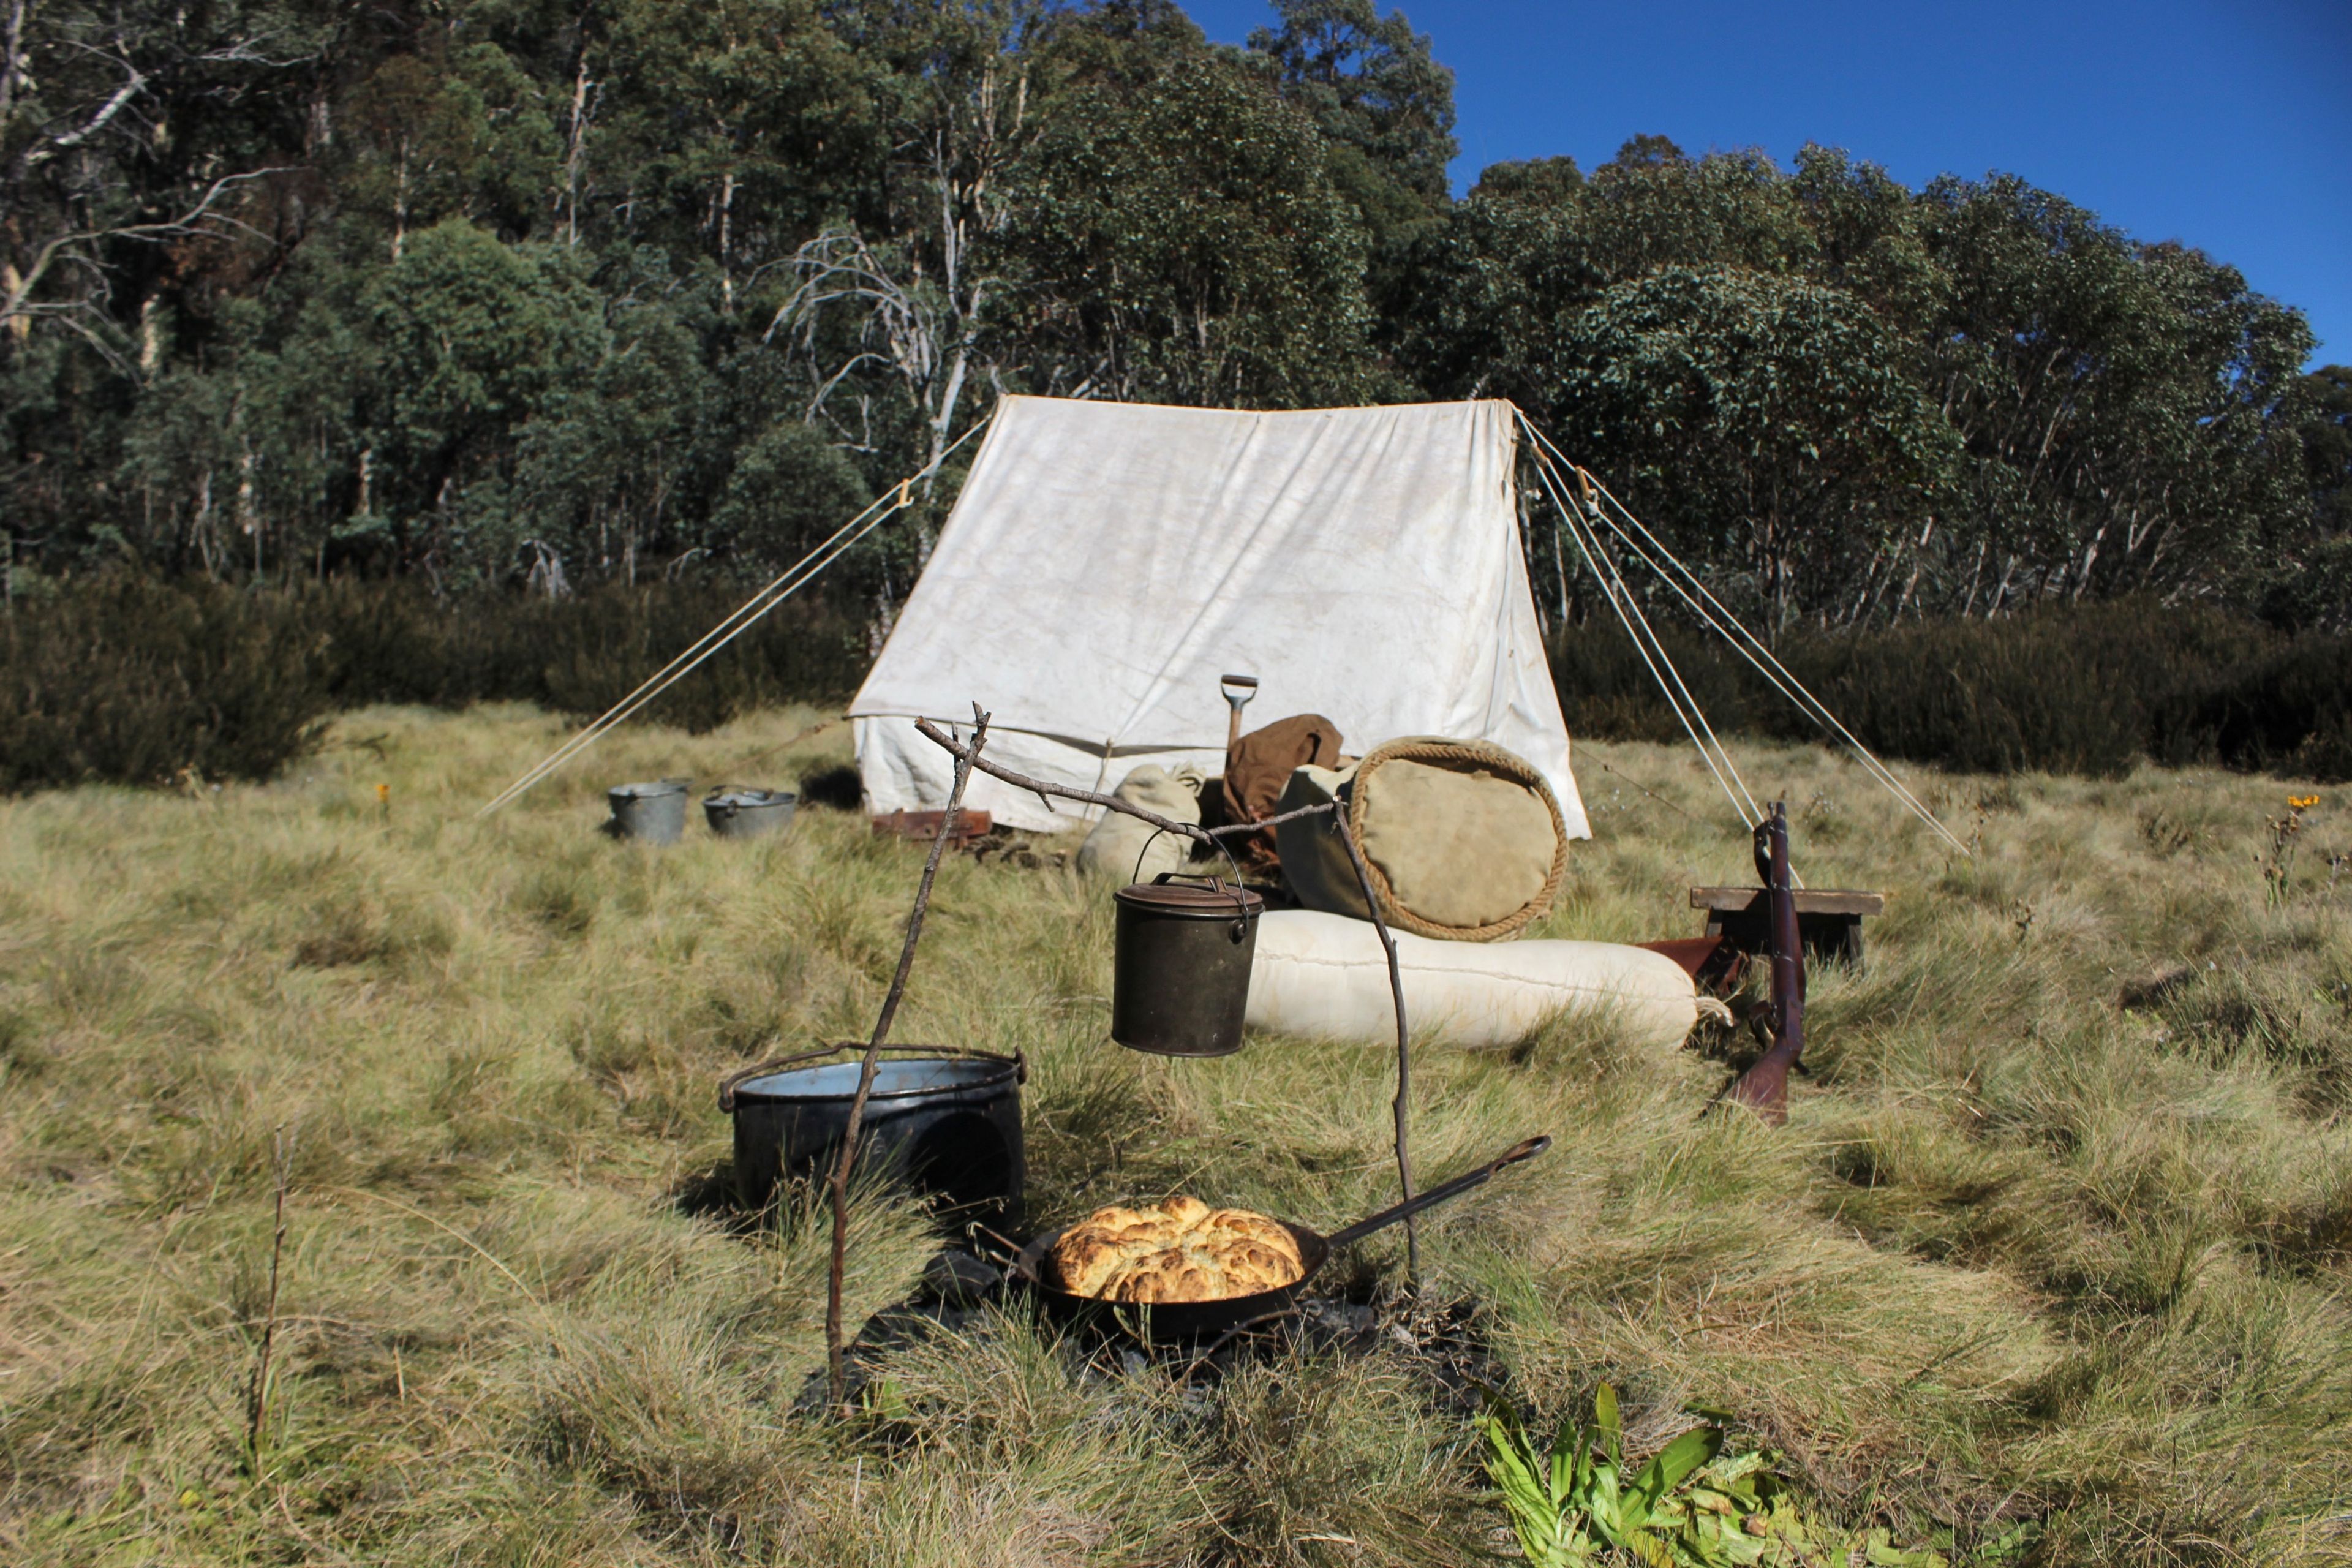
[1110,874,1264,1057]
[718,1045,1025,1224]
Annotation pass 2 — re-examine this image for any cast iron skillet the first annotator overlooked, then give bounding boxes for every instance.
[1011,1134,1551,1344]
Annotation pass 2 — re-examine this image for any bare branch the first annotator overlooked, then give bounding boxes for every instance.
[827,706,991,1409]
[19,64,148,171]
[912,714,1418,1283]
[3,168,292,335]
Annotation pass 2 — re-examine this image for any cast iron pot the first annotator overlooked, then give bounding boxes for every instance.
[1111,874,1264,1057]
[718,1045,1025,1225]
[1011,1134,1550,1344]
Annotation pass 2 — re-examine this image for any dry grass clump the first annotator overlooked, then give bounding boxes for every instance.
[2,707,2349,1564]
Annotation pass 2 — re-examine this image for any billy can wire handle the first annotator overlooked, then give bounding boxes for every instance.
[1129,823,1248,894]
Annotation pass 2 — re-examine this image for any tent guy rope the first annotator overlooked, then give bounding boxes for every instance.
[1515,409,1968,857]
[1524,432,1758,832]
[476,415,993,817]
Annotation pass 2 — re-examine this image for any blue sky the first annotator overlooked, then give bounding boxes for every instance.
[1183,0,2352,366]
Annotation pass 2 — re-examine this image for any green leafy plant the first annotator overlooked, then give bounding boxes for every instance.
[2263,794,2321,906]
[1476,1384,1948,1567]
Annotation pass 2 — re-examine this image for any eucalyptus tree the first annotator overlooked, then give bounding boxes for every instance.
[1,0,331,565]
[361,219,604,580]
[2302,366,2352,540]
[505,263,717,587]
[1244,0,1457,252]
[998,36,1375,409]
[757,0,1045,481]
[1917,174,2313,609]
[0,0,326,354]
[1559,265,1959,631]
[588,0,880,299]
[339,43,561,258]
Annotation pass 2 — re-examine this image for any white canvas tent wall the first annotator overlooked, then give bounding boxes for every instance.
[850,395,1590,839]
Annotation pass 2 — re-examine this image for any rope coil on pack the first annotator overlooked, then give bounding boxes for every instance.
[1342,736,1570,943]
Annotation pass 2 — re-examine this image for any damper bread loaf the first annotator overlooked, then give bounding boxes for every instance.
[1050,1196,1305,1302]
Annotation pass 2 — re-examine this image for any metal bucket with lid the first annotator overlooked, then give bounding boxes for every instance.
[1111,874,1264,1057]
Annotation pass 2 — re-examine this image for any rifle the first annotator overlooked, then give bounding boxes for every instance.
[1725,801,1803,1124]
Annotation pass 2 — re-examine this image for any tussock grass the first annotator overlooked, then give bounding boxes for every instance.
[2,707,2350,1563]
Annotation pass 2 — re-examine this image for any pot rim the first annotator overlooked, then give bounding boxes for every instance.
[718,1044,1023,1111]
[609,778,691,800]
[1112,880,1265,916]
[706,788,797,809]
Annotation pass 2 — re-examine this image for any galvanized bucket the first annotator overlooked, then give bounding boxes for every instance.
[1110,875,1264,1057]
[606,778,690,843]
[704,788,796,840]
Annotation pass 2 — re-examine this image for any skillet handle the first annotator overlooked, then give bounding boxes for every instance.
[1322,1134,1552,1250]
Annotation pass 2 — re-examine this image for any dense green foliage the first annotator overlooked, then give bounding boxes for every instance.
[0,577,861,791]
[4,1,2341,635]
[1548,601,2352,783]
[0,577,330,791]
[1394,143,2329,625]
[6,571,2347,796]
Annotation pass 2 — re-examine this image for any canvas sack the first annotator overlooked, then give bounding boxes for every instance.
[1243,910,1697,1050]
[1076,764,1207,881]
[1275,737,1567,941]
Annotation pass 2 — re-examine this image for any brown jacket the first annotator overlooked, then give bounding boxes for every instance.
[1221,713,1344,869]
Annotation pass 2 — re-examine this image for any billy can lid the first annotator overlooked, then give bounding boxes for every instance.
[1113,878,1265,916]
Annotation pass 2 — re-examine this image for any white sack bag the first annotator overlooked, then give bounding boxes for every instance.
[1244,910,1698,1051]
[1076,765,1206,882]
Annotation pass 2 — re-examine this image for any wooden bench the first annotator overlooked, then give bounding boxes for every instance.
[1690,886,1885,966]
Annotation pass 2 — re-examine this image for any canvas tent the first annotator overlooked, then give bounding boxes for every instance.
[850,395,1590,839]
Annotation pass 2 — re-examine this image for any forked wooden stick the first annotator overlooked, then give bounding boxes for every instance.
[825,705,989,1408]
[1328,809,1417,1278]
[911,716,1422,1286]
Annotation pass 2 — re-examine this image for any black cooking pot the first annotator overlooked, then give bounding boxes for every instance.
[718,1045,1025,1224]
[1011,1134,1551,1345]
[1111,873,1264,1057]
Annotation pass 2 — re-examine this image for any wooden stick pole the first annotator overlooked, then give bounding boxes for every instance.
[824,705,989,1408]
[1329,809,1417,1283]
[913,714,1415,1282]
[244,1127,291,1471]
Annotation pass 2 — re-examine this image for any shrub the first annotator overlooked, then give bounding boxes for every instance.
[300,578,868,729]
[2196,633,2352,782]
[1550,601,2352,782]
[0,576,869,793]
[0,575,331,791]
[1785,603,2272,777]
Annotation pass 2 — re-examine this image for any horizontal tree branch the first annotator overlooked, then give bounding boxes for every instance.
[910,716,1335,843]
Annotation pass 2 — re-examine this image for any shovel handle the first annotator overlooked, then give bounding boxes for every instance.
[1324,1134,1552,1250]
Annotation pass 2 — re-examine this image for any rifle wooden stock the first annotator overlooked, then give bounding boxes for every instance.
[1727,802,1804,1124]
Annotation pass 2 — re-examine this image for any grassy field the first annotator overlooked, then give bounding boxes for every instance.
[1,703,2348,1566]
